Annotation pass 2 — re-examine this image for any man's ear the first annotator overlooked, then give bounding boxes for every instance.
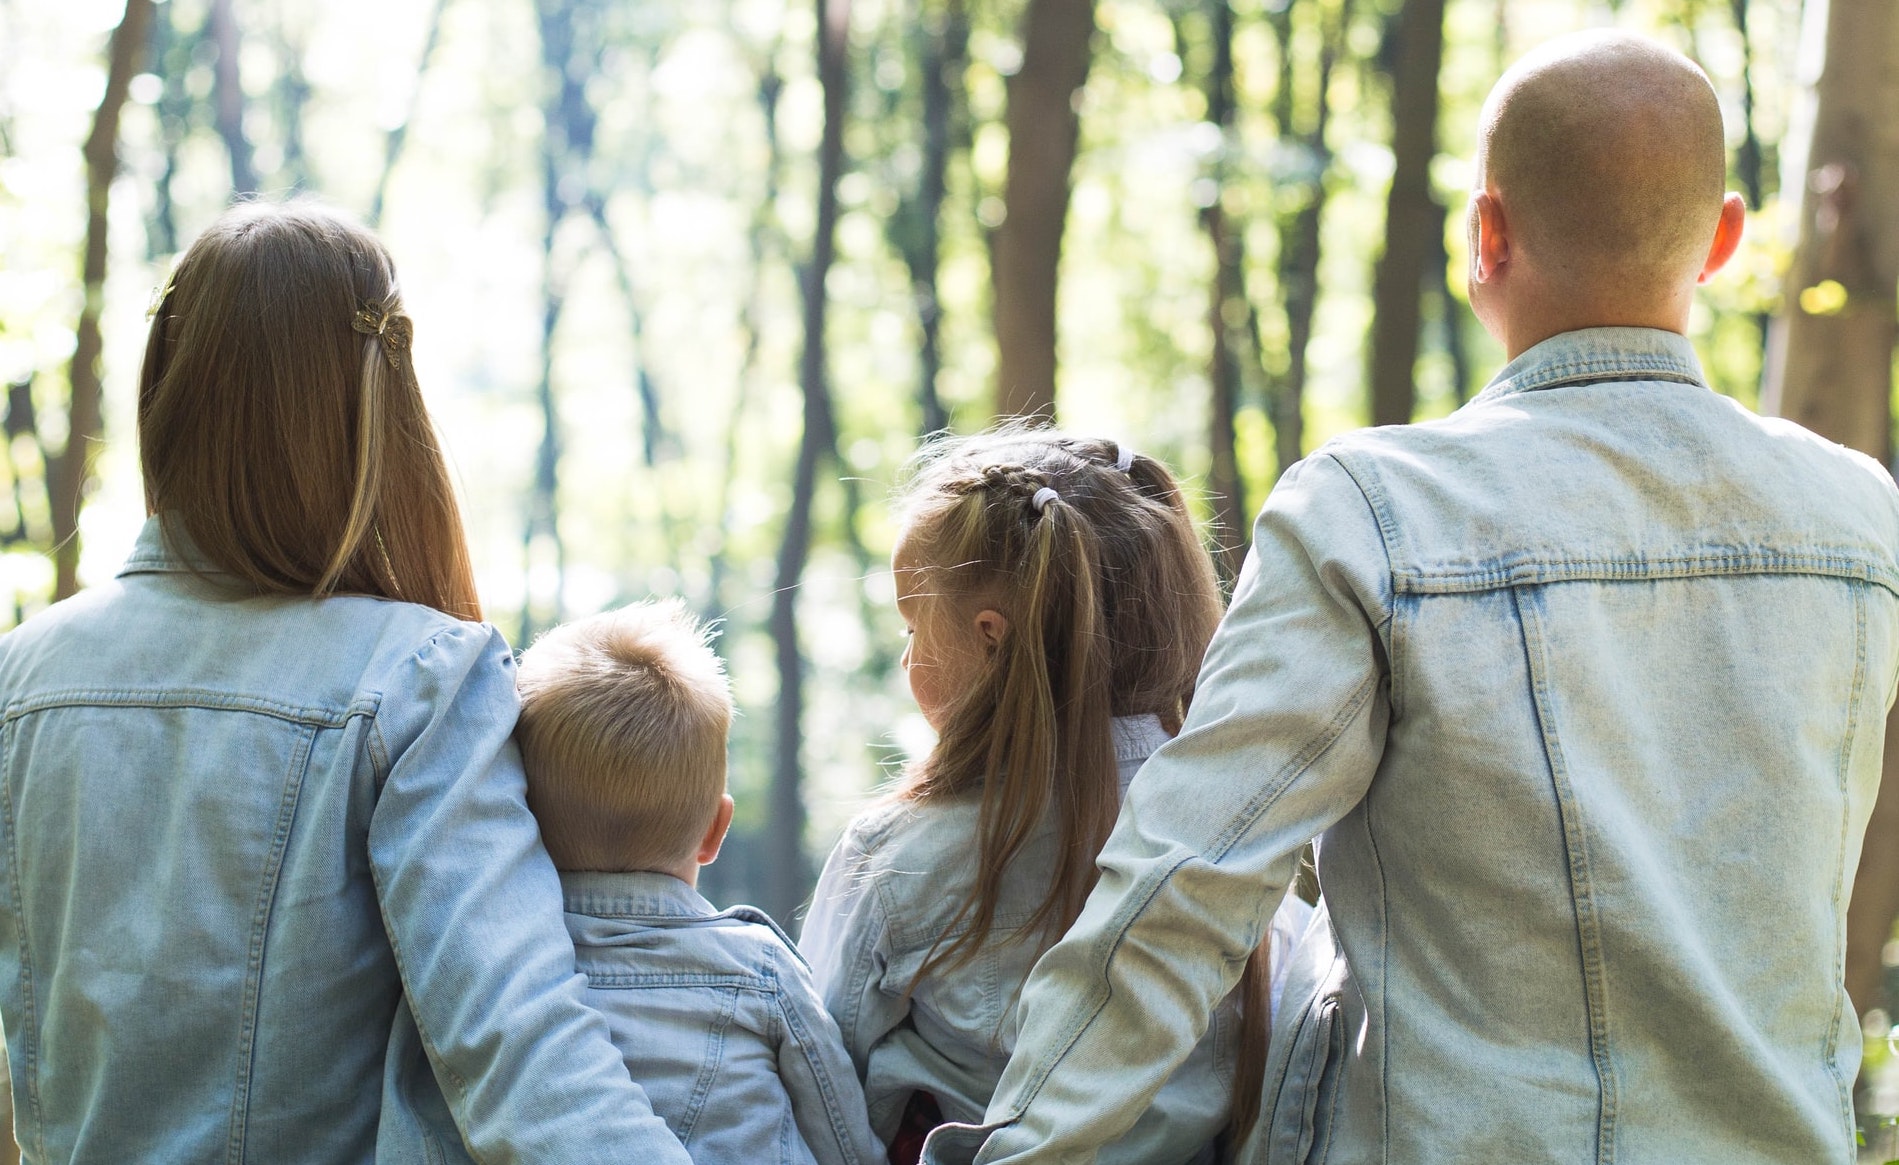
[1472,190,1511,283]
[1698,192,1747,284]
[695,794,735,866]
[972,608,1010,653]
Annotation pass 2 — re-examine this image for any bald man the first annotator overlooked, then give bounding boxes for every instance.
[922,31,1899,1165]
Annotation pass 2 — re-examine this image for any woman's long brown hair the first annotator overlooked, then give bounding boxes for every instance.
[895,427,1273,1147]
[138,201,480,621]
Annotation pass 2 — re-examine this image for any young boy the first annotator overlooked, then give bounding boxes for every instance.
[515,599,882,1165]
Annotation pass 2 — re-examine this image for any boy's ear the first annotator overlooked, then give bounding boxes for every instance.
[696,794,736,867]
[972,608,1010,652]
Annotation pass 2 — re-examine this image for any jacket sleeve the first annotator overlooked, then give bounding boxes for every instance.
[366,620,691,1164]
[801,817,905,1082]
[776,944,888,1165]
[928,452,1394,1165]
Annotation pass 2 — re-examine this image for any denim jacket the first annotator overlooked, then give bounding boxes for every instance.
[924,329,1899,1165]
[555,872,882,1165]
[0,517,690,1163]
[804,715,1312,1162]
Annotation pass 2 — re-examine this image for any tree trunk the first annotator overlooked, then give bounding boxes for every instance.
[1199,0,1247,578]
[766,0,849,929]
[902,0,967,436]
[206,0,255,195]
[1367,0,1445,428]
[50,0,154,602]
[1761,0,1899,1022]
[991,0,1095,420]
[1269,0,1349,478]
[368,0,448,228]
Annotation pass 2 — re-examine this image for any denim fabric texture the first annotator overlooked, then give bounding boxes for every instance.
[0,517,690,1164]
[553,870,882,1165]
[923,328,1899,1165]
[804,714,1313,1163]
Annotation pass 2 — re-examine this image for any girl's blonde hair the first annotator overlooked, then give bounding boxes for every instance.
[894,426,1273,1145]
[138,201,480,621]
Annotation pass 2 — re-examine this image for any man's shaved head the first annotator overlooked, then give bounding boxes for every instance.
[1476,31,1727,300]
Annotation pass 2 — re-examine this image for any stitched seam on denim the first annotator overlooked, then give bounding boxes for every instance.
[1393,554,1899,595]
[1206,668,1380,861]
[1477,357,1703,401]
[366,869,479,1161]
[579,971,779,990]
[226,720,317,1163]
[1326,453,1403,721]
[676,984,738,1145]
[777,966,860,1158]
[0,723,46,1163]
[1513,588,1617,1163]
[1,688,366,727]
[1359,802,1390,1165]
[1261,997,1319,1162]
[1313,1008,1347,1165]
[1826,586,1867,1139]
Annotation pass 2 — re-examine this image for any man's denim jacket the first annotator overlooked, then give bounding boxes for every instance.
[803,714,1312,1163]
[0,518,690,1162]
[555,871,883,1165]
[924,329,1899,1165]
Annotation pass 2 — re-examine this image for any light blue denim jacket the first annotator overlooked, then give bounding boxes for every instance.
[556,871,882,1165]
[924,328,1899,1165]
[804,714,1312,1162]
[0,517,690,1163]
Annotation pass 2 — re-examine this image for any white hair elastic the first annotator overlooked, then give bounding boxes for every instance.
[1031,486,1060,513]
[1115,446,1135,472]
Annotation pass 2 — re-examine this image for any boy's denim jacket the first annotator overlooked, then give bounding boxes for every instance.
[555,872,883,1165]
[803,714,1312,1163]
[925,329,1899,1165]
[0,518,690,1163]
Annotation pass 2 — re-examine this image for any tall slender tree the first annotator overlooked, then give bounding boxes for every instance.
[1762,0,1899,1022]
[1269,0,1351,477]
[1196,0,1251,577]
[766,0,850,926]
[992,0,1095,419]
[50,0,155,601]
[206,0,255,195]
[1366,0,1446,428]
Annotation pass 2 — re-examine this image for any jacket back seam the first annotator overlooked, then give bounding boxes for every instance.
[1513,586,1618,1164]
[226,720,319,1163]
[0,724,46,1163]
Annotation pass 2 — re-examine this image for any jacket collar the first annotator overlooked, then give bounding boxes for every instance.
[117,515,218,578]
[1473,327,1707,404]
[559,869,717,920]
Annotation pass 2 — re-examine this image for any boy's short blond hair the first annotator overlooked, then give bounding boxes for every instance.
[515,599,732,873]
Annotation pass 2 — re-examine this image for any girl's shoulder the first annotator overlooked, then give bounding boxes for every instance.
[838,792,985,872]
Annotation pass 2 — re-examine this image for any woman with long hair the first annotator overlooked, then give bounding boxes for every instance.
[0,202,688,1162]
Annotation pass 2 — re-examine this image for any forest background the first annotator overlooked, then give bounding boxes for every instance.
[5,0,1899,1141]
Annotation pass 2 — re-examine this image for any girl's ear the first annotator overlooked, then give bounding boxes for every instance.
[973,608,1010,652]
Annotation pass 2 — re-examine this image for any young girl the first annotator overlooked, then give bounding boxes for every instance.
[801,429,1313,1163]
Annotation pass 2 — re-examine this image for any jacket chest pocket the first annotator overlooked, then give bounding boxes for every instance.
[1262,997,1344,1165]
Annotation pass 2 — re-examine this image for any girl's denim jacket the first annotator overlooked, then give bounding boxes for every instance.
[802,714,1312,1163]
[924,329,1899,1165]
[0,518,691,1163]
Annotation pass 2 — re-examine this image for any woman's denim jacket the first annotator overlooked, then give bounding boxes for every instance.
[924,329,1899,1165]
[0,518,691,1163]
[802,715,1312,1163]
[556,871,882,1165]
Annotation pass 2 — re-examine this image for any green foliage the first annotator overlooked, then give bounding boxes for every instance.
[0,0,1828,908]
